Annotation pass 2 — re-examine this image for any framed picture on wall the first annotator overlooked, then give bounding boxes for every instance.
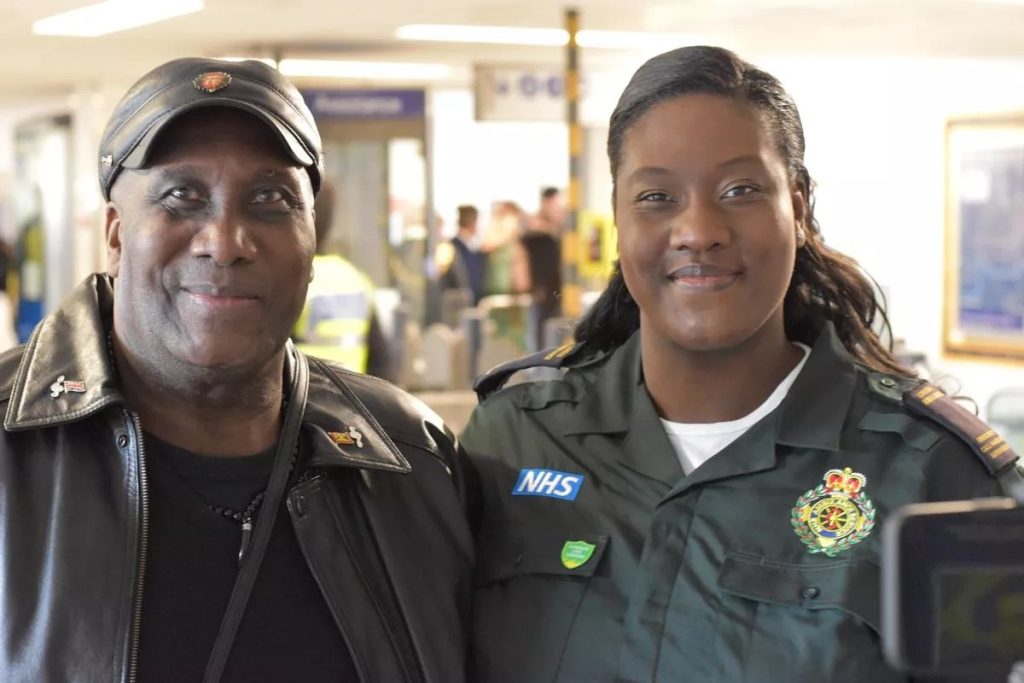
[944,115,1024,360]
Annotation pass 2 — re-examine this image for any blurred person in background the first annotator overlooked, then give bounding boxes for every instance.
[0,57,471,682]
[439,204,486,305]
[293,179,394,381]
[530,185,568,234]
[520,187,565,350]
[463,45,1022,683]
[482,200,529,297]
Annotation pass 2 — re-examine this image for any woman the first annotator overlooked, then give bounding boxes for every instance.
[462,46,1019,683]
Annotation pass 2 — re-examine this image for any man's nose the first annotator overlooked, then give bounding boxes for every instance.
[669,196,731,253]
[189,207,258,265]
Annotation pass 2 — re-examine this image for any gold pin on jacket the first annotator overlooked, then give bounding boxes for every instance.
[791,467,876,557]
[327,426,364,448]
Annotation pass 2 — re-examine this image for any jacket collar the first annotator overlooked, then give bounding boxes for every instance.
[5,274,122,431]
[4,274,410,474]
[561,322,856,453]
[775,322,858,452]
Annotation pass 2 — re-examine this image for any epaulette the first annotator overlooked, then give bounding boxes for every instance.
[902,380,1019,476]
[474,342,590,403]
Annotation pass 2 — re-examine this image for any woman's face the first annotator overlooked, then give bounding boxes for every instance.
[614,93,806,353]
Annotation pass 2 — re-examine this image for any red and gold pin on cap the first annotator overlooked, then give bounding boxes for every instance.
[193,71,232,93]
[791,467,876,557]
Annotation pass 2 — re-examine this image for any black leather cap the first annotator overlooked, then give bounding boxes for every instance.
[98,57,323,199]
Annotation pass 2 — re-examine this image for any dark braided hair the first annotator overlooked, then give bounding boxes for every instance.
[574,45,909,377]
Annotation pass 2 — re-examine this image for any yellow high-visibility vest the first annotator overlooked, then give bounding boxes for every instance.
[294,254,374,373]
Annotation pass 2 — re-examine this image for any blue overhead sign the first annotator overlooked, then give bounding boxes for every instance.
[301,89,426,120]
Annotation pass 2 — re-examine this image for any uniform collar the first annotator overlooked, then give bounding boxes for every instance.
[562,332,642,438]
[775,322,857,453]
[562,333,682,485]
[561,322,856,451]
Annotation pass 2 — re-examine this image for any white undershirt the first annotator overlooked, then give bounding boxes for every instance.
[660,343,811,475]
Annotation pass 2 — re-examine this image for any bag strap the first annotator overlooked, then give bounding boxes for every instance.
[202,347,309,683]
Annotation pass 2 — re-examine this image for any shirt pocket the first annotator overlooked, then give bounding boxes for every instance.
[710,552,901,683]
[471,528,608,683]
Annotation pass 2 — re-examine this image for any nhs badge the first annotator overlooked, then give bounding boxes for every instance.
[512,468,584,501]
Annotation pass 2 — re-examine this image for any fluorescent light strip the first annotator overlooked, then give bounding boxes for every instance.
[279,59,451,80]
[33,0,204,37]
[396,24,566,47]
[396,24,700,50]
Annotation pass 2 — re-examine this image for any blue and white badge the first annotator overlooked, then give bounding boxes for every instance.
[512,468,584,501]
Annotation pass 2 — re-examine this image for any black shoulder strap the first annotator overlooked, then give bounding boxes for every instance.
[203,347,309,683]
[473,342,587,402]
[902,380,1019,476]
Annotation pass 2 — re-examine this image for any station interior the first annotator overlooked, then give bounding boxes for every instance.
[0,0,1022,440]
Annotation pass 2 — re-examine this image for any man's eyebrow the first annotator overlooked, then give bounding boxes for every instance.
[147,164,204,181]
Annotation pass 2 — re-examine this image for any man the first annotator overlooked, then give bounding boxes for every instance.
[440,204,485,306]
[293,179,393,380]
[0,58,471,682]
[521,188,564,350]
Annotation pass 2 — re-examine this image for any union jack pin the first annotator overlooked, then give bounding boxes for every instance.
[50,375,86,398]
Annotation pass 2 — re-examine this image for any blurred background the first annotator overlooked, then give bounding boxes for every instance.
[1,0,1023,437]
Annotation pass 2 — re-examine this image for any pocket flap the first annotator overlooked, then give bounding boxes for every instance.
[476,529,609,586]
[718,552,880,633]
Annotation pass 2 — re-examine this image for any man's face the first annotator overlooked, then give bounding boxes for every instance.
[105,108,316,377]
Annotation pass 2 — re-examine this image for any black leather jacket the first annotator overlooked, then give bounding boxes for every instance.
[0,275,473,682]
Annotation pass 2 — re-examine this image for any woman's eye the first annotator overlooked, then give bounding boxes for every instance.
[721,184,761,200]
[637,191,672,203]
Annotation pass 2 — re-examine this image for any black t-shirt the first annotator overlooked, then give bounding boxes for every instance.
[136,433,357,682]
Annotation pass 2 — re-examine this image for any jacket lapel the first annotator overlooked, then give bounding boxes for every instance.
[5,274,122,431]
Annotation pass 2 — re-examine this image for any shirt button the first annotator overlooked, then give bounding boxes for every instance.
[802,586,821,600]
[880,377,897,388]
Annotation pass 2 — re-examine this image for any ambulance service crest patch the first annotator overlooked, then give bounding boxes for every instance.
[791,467,876,557]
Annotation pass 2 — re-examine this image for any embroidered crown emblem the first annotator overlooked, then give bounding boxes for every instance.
[791,467,876,557]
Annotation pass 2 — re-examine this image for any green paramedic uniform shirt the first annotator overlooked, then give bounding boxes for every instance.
[461,324,1017,683]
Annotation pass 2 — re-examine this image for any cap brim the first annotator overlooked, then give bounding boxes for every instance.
[119,98,315,171]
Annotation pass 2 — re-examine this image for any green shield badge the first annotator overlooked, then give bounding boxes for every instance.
[561,540,596,569]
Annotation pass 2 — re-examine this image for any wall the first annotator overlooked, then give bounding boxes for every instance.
[0,85,122,309]
[429,88,569,235]
[762,57,1024,416]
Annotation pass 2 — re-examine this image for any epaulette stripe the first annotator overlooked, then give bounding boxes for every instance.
[473,342,586,402]
[545,343,575,361]
[903,381,1019,476]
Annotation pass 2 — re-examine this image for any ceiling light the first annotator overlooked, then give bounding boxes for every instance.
[33,0,203,37]
[396,24,701,50]
[278,59,451,80]
[396,24,566,47]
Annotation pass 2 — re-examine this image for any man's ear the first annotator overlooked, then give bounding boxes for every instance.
[104,201,123,278]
